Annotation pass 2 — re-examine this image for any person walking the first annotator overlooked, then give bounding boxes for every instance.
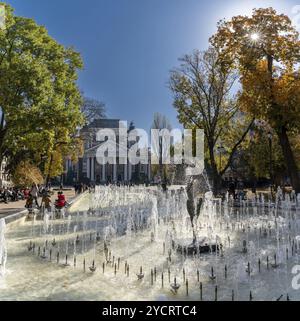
[41,192,52,213]
[30,183,39,208]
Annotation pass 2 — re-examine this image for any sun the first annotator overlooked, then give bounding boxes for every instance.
[250,33,260,41]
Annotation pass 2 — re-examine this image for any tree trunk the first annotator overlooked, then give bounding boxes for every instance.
[0,111,6,166]
[211,167,222,196]
[277,126,300,193]
[208,143,222,195]
[45,153,54,186]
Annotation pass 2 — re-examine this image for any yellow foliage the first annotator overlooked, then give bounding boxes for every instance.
[211,7,300,130]
[238,59,300,128]
[12,161,44,187]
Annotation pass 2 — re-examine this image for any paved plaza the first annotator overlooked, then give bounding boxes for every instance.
[0,188,76,219]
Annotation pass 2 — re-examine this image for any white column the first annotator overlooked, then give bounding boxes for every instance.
[113,164,117,181]
[128,163,132,181]
[148,162,151,180]
[86,157,90,179]
[102,164,106,182]
[91,157,95,181]
[124,162,128,181]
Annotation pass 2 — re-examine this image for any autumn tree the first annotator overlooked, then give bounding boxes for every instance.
[169,48,254,194]
[225,121,285,186]
[0,3,84,183]
[12,160,44,187]
[210,7,300,192]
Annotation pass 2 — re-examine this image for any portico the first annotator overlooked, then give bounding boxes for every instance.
[71,119,151,184]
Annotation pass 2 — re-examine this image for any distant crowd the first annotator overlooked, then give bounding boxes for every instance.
[0,186,25,203]
[72,181,139,194]
[73,182,89,194]
[0,184,53,205]
[0,182,91,207]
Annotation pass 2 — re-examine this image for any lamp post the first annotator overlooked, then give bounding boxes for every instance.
[267,132,273,194]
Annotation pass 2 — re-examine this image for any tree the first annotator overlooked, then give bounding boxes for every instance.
[225,122,285,185]
[12,160,43,187]
[169,48,254,194]
[128,121,135,132]
[151,112,172,184]
[44,134,83,184]
[210,7,300,192]
[81,96,106,124]
[0,3,84,182]
[246,131,285,185]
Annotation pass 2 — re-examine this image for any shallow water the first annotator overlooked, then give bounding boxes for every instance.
[1,186,300,301]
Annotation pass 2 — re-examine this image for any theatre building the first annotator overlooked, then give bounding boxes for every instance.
[64,119,151,184]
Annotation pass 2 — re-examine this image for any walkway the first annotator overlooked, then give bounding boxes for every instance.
[0,188,76,219]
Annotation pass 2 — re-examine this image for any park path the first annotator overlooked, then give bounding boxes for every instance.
[0,189,75,219]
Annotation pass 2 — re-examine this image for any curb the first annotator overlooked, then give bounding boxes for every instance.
[4,209,28,225]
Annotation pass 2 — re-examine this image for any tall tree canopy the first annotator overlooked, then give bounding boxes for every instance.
[210,7,300,192]
[0,3,84,183]
[169,48,253,194]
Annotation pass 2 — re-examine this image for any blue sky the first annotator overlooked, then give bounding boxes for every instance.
[5,0,300,130]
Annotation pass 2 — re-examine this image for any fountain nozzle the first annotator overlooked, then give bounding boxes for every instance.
[89,260,97,272]
[63,254,70,267]
[209,267,216,281]
[40,247,47,259]
[28,241,33,252]
[170,277,180,294]
[271,254,279,268]
[136,266,144,280]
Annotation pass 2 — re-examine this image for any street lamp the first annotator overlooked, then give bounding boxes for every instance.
[267,132,273,194]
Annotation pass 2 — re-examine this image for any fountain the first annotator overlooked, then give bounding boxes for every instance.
[0,179,300,301]
[175,175,220,255]
[0,218,7,276]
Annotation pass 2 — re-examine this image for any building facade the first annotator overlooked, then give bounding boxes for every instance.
[65,119,151,184]
[0,158,10,188]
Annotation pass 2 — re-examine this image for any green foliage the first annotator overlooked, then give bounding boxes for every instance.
[169,48,253,193]
[0,3,84,181]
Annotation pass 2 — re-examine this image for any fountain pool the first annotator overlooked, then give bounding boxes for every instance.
[1,185,300,301]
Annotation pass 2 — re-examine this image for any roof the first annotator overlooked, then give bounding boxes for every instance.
[84,140,151,161]
[82,119,121,131]
[85,140,129,158]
